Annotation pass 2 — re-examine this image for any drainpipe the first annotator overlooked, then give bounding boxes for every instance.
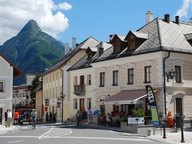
[162,51,170,139]
[59,67,64,123]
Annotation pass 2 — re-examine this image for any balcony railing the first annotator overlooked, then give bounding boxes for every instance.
[74,84,85,96]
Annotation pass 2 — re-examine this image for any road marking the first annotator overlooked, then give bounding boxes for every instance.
[0,136,38,138]
[44,136,151,141]
[8,140,24,143]
[0,135,151,142]
[38,126,54,139]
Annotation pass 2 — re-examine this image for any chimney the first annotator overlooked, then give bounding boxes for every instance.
[146,11,153,23]
[164,14,170,23]
[175,16,179,24]
[72,37,76,49]
[109,34,114,42]
[98,47,104,57]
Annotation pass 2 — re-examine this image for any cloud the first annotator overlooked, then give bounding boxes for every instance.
[176,0,192,18]
[55,2,72,10]
[0,0,72,45]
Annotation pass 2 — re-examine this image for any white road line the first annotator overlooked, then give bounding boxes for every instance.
[44,136,151,141]
[8,140,24,143]
[38,126,54,139]
[0,136,38,138]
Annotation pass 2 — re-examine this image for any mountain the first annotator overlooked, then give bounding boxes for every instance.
[0,20,65,84]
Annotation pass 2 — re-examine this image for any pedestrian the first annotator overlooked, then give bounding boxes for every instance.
[53,113,57,123]
[7,109,12,127]
[87,107,92,124]
[3,109,8,127]
[49,112,52,123]
[46,112,48,123]
[76,110,81,126]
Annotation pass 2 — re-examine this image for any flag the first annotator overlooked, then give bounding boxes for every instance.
[145,85,160,126]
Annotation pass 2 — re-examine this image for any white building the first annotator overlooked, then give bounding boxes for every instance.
[0,54,21,125]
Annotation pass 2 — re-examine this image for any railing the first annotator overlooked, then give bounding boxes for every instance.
[74,85,85,96]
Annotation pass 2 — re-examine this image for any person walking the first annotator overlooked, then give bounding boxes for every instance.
[76,110,81,126]
[7,109,12,127]
[3,109,8,127]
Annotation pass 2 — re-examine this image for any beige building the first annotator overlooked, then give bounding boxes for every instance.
[42,37,99,122]
[68,42,111,117]
[89,14,192,121]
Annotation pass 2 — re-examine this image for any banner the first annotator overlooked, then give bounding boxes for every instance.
[145,85,160,126]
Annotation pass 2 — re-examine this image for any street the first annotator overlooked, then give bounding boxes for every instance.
[0,124,169,144]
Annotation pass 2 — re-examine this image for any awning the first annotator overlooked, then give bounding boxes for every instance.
[103,89,148,105]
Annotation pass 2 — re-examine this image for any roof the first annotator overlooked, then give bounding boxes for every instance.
[68,42,112,71]
[92,17,192,63]
[131,31,148,39]
[104,89,147,105]
[43,36,99,75]
[0,53,21,77]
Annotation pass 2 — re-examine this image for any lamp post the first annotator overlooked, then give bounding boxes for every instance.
[180,114,185,143]
[163,52,170,139]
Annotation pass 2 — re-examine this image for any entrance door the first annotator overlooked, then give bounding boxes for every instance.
[0,108,2,124]
[176,98,183,115]
[128,104,135,116]
[79,98,85,111]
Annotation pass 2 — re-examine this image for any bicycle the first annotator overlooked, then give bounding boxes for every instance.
[31,118,36,129]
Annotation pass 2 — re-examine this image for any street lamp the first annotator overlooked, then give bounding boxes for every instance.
[163,52,170,139]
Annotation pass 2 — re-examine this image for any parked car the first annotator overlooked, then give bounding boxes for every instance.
[18,115,31,125]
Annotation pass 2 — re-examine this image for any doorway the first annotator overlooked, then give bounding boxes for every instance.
[175,98,183,115]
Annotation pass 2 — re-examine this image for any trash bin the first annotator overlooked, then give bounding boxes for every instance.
[175,114,182,128]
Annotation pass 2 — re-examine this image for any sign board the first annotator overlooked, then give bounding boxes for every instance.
[128,117,145,125]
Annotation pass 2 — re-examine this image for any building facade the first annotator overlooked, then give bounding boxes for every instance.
[0,54,21,125]
[42,37,99,122]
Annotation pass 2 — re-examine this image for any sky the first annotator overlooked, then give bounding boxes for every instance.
[0,0,192,46]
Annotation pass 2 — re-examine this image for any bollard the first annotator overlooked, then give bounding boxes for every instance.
[180,116,185,143]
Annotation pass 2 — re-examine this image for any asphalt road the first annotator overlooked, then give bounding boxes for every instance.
[0,124,169,144]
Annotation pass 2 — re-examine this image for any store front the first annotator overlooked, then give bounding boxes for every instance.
[103,89,148,114]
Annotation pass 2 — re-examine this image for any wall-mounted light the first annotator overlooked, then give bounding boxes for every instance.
[166,69,175,82]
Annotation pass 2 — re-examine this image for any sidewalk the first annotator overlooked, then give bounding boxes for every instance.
[147,128,192,144]
[0,125,18,134]
[80,123,192,144]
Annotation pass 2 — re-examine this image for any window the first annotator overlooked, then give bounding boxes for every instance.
[73,99,77,109]
[128,35,136,50]
[175,65,181,83]
[87,74,91,85]
[99,72,105,87]
[0,82,4,92]
[127,68,134,84]
[112,70,118,86]
[144,66,151,83]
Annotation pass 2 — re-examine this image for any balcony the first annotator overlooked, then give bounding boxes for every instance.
[74,84,85,96]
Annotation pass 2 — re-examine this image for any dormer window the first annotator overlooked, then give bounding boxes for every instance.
[185,33,192,46]
[125,31,148,52]
[110,34,126,54]
[128,35,136,50]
